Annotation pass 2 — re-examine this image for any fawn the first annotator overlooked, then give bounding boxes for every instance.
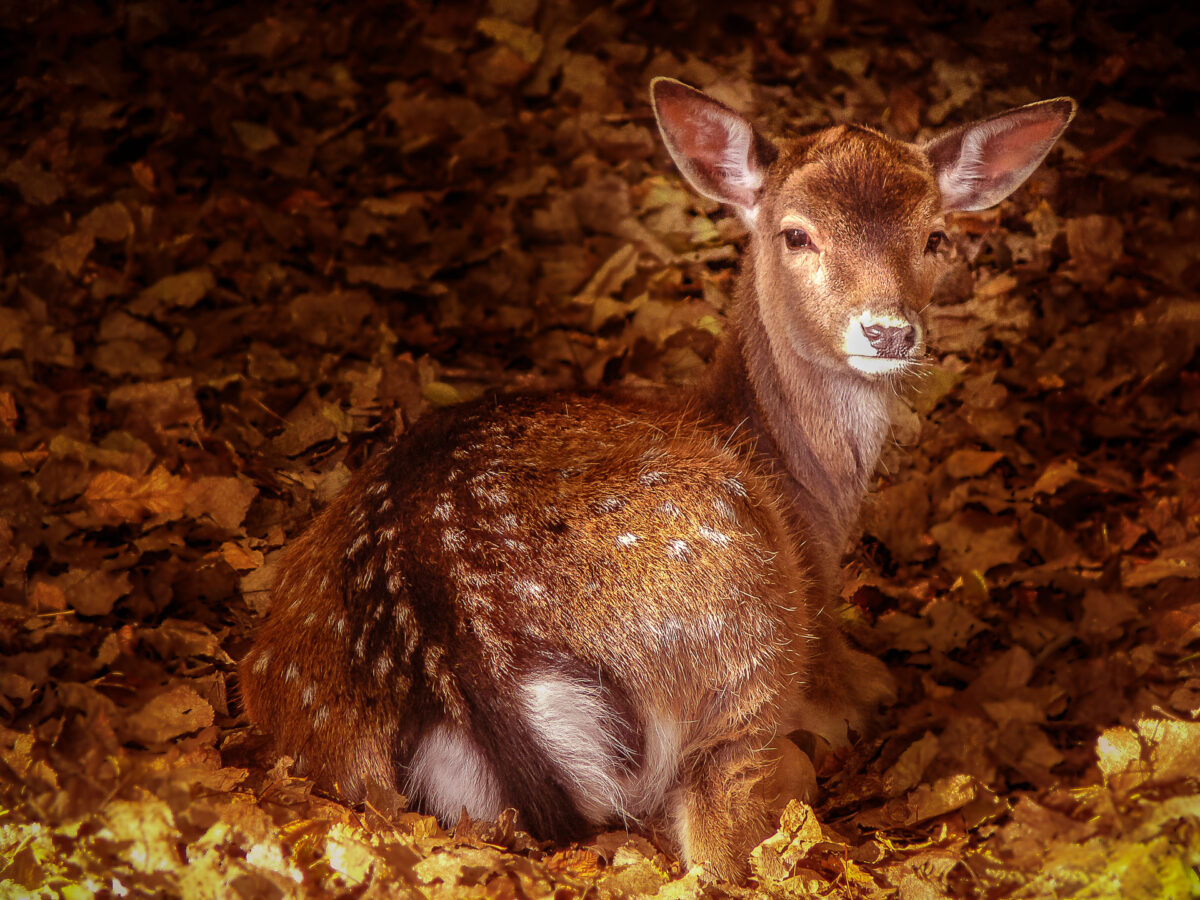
[240,79,1074,879]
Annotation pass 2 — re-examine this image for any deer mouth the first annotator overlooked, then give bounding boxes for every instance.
[846,354,914,375]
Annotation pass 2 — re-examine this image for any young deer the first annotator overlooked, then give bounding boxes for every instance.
[240,79,1074,879]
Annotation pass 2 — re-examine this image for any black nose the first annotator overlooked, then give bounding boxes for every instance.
[862,323,916,357]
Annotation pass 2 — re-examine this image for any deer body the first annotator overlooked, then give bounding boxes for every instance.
[241,80,1074,878]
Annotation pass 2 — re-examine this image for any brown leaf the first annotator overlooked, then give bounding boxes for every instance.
[930,510,1024,576]
[83,467,190,525]
[122,684,215,745]
[1123,538,1200,588]
[883,732,939,798]
[943,449,1005,480]
[52,568,132,616]
[107,378,202,432]
[907,774,977,824]
[865,476,931,562]
[1067,215,1124,287]
[79,201,134,241]
[43,229,95,276]
[2,158,64,205]
[129,269,215,317]
[184,477,258,532]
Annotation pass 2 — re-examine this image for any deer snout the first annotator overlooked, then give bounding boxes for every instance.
[843,311,922,375]
[861,322,916,358]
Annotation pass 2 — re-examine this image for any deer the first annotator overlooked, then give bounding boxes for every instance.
[239,78,1075,880]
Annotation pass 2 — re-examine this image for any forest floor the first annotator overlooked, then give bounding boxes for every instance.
[3,0,1200,897]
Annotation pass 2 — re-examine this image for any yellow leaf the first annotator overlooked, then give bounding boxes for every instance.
[83,466,189,524]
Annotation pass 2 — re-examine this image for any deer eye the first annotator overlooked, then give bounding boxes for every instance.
[782,228,814,252]
[925,231,948,254]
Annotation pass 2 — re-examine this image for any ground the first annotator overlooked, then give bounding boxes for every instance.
[2,0,1200,898]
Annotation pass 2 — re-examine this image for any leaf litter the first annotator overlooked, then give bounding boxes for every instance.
[2,0,1200,898]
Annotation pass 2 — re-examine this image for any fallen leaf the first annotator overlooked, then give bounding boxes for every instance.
[122,684,215,744]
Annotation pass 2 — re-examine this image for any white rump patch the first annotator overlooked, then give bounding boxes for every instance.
[406,723,504,823]
[521,678,683,827]
[521,677,630,823]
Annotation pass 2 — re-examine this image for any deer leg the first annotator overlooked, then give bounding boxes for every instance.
[669,736,774,881]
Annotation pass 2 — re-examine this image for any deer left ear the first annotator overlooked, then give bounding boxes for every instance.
[651,77,777,222]
[924,98,1076,212]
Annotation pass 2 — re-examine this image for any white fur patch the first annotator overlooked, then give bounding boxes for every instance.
[406,723,504,823]
[522,677,683,827]
[706,107,762,196]
[521,677,631,824]
[847,355,911,375]
[842,311,922,376]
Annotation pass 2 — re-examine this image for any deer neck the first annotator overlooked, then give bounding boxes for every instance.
[699,286,893,570]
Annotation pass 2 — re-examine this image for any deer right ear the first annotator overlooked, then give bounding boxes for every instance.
[651,78,776,222]
[924,97,1077,212]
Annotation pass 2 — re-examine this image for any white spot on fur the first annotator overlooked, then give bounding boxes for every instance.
[666,539,691,559]
[659,501,682,517]
[406,724,503,823]
[639,471,667,485]
[713,498,737,521]
[250,649,271,675]
[284,662,299,683]
[367,482,389,497]
[375,654,393,678]
[347,533,370,558]
[442,527,466,552]
[379,498,393,513]
[301,683,316,707]
[699,525,731,546]
[616,533,639,547]
[354,634,367,657]
[380,526,398,541]
[432,495,454,522]
[596,497,623,513]
[314,705,329,728]
[722,476,747,498]
[515,580,546,601]
[334,616,348,636]
[475,487,509,508]
[303,611,317,627]
[355,565,377,592]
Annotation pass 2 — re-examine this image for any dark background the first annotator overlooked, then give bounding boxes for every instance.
[2,1,1199,896]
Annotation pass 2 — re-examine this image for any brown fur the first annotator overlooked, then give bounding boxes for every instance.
[240,80,1075,880]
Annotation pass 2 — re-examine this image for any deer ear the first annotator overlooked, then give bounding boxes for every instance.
[924,98,1076,212]
[651,77,776,221]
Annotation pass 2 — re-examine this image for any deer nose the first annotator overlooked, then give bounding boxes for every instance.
[861,323,916,357]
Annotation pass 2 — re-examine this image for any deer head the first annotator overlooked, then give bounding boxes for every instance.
[651,79,1075,380]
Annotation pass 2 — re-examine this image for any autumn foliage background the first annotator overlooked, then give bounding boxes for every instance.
[3,0,1200,897]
